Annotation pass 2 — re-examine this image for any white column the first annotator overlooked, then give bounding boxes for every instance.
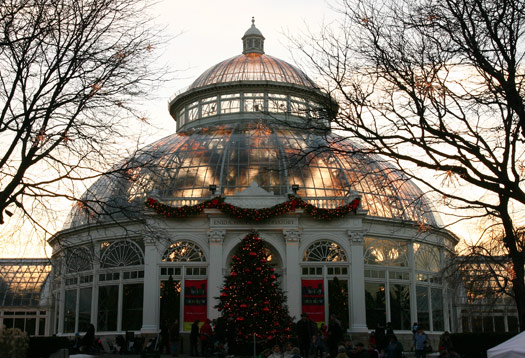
[348,231,367,332]
[284,229,301,320]
[409,243,418,325]
[58,258,66,334]
[207,230,226,320]
[141,236,160,334]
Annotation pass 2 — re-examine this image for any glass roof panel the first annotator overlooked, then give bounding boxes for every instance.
[65,123,439,228]
[0,259,51,307]
[189,54,317,90]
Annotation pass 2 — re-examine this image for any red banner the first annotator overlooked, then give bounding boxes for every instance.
[302,279,325,323]
[183,279,207,331]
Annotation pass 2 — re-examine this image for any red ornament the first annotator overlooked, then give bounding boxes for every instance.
[240,303,247,308]
[244,268,251,273]
[230,271,238,276]
[263,307,270,312]
[249,251,257,256]
[211,198,220,207]
[237,317,244,321]
[221,292,228,297]
[247,281,252,285]
[264,301,270,305]
[270,275,276,280]
[256,267,262,271]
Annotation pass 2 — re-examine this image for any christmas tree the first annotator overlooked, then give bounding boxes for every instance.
[216,231,292,353]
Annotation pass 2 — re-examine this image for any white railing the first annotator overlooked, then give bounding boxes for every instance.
[159,195,358,209]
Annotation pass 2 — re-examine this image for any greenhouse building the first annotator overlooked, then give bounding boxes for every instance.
[46,20,464,344]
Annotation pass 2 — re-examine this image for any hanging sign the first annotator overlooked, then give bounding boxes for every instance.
[183,279,207,331]
[301,279,325,323]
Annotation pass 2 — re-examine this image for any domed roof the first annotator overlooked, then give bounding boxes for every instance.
[188,53,317,90]
[65,122,439,229]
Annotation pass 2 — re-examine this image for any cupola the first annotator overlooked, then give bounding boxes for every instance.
[242,17,265,54]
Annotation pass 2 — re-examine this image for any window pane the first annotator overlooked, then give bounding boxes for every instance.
[390,284,410,330]
[122,284,143,331]
[365,282,386,329]
[26,318,36,335]
[97,285,118,331]
[78,287,92,332]
[39,318,46,335]
[416,286,429,331]
[431,288,444,331]
[64,289,77,333]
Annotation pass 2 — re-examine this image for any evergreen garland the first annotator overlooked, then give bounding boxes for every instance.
[146,195,360,222]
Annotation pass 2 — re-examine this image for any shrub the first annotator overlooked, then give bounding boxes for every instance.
[450,332,516,358]
[0,326,28,358]
[27,336,71,358]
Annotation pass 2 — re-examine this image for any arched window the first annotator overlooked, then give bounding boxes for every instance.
[364,239,408,267]
[414,243,441,272]
[162,241,206,262]
[303,240,347,262]
[100,240,144,268]
[66,247,93,273]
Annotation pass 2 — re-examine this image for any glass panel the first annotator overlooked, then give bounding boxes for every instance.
[201,102,217,117]
[160,279,181,324]
[244,98,264,112]
[303,241,347,262]
[163,241,206,262]
[268,99,287,113]
[97,285,118,331]
[431,288,443,331]
[365,282,386,328]
[328,278,349,330]
[416,286,429,331]
[39,318,46,335]
[78,287,92,332]
[100,241,144,268]
[494,316,505,332]
[390,284,410,330]
[64,289,77,333]
[483,316,494,332]
[26,318,36,335]
[14,318,24,330]
[221,99,240,114]
[508,316,519,332]
[414,243,441,272]
[122,284,143,331]
[364,238,408,267]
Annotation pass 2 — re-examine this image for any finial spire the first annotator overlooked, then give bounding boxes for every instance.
[242,18,265,54]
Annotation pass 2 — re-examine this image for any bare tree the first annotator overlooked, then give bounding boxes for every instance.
[291,0,525,330]
[0,0,167,234]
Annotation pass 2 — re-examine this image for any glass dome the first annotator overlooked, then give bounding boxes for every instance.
[66,121,439,228]
[188,53,317,90]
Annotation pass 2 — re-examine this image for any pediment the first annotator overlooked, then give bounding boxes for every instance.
[225,181,287,209]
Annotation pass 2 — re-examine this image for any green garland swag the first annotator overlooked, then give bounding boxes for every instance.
[145,195,360,222]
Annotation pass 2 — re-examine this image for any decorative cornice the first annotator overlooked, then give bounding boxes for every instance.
[348,230,365,244]
[283,229,301,243]
[208,230,226,243]
[143,236,156,246]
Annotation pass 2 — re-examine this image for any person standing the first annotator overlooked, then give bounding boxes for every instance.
[327,314,343,358]
[200,318,213,357]
[385,336,403,358]
[190,319,200,356]
[170,319,180,357]
[297,314,317,358]
[413,328,428,358]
